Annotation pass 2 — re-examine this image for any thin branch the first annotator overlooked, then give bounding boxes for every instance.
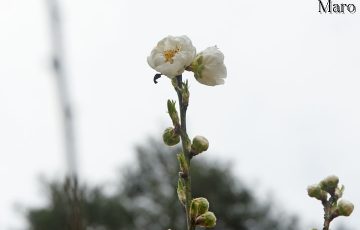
[174,75,195,230]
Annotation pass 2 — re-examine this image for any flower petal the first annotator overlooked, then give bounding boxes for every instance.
[147,35,196,78]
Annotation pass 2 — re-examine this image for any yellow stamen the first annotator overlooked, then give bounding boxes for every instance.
[163,47,180,64]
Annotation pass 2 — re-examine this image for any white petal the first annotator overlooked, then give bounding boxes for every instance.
[147,35,196,78]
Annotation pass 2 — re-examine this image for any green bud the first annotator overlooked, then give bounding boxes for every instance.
[320,175,339,194]
[177,178,186,206]
[190,197,209,221]
[335,185,345,199]
[195,211,216,228]
[197,198,209,216]
[191,136,209,155]
[177,153,189,176]
[167,100,180,126]
[307,184,327,201]
[163,127,180,146]
[182,81,190,106]
[337,199,354,216]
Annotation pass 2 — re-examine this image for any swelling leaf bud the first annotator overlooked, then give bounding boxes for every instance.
[191,136,209,155]
[307,184,327,201]
[320,175,339,194]
[177,153,189,176]
[177,178,186,206]
[337,199,354,216]
[163,127,180,146]
[181,80,190,106]
[195,211,216,228]
[167,100,180,126]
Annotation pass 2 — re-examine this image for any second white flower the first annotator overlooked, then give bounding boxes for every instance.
[191,46,227,86]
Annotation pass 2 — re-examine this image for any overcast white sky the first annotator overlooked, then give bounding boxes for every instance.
[1,0,360,229]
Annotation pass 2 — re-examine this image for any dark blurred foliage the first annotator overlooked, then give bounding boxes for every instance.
[27,139,300,230]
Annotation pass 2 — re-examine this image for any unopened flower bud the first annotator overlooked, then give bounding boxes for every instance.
[320,175,339,194]
[163,127,180,146]
[307,184,327,201]
[195,211,216,228]
[337,199,354,216]
[190,197,209,220]
[191,136,209,155]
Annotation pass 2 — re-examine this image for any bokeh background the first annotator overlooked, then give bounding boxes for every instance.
[1,0,359,229]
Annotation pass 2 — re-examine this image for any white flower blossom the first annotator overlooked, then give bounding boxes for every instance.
[191,46,227,86]
[147,35,196,78]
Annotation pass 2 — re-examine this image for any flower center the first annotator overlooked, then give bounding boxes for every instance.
[163,47,180,64]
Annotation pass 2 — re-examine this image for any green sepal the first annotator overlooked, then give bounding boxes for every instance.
[191,55,204,80]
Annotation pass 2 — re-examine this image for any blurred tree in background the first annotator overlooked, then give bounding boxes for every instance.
[27,139,300,230]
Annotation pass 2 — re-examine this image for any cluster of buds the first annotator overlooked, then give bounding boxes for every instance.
[162,100,210,159]
[190,197,216,228]
[163,126,210,158]
[307,175,354,229]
